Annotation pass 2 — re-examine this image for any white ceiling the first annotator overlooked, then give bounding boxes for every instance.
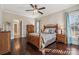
[0,4,76,18]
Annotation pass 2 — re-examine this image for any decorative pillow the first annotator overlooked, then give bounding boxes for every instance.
[49,28,56,34]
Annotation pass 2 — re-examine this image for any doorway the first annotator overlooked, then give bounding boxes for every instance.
[13,20,20,39]
[13,20,23,54]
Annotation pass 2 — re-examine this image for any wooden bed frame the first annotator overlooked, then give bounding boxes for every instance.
[27,24,58,49]
[43,24,58,33]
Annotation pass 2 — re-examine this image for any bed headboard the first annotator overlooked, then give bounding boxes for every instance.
[43,24,58,33]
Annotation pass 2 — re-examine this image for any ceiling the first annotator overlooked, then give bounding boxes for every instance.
[0,4,76,18]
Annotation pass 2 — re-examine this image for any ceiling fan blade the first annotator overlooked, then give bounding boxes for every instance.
[30,4,34,8]
[25,10,33,11]
[38,7,45,10]
[38,11,43,14]
[35,4,37,9]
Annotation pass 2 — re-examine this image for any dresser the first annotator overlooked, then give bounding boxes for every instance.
[27,25,34,33]
[56,34,67,44]
[0,31,11,54]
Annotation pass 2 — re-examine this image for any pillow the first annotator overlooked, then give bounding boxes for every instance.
[44,28,50,33]
[49,28,56,34]
[43,28,56,34]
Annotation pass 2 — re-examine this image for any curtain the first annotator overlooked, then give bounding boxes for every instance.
[66,13,72,44]
[70,12,79,45]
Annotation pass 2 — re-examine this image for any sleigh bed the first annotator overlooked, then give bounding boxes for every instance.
[27,24,58,49]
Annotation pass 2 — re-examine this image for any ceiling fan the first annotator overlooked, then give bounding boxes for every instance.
[25,4,46,15]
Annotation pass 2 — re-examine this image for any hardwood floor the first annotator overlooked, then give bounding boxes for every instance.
[3,38,79,55]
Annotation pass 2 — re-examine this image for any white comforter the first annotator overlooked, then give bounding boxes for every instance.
[41,33,56,43]
[41,33,56,48]
[29,33,56,48]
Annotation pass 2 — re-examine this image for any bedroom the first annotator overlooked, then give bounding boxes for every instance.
[0,4,79,55]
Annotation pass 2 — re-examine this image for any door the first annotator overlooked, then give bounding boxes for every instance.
[13,20,20,39]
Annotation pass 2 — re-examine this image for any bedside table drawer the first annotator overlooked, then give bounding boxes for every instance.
[61,35,65,38]
[56,34,66,44]
[57,37,61,40]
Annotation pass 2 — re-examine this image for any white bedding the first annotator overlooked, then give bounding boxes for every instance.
[41,33,56,48]
[41,33,56,42]
[29,32,56,48]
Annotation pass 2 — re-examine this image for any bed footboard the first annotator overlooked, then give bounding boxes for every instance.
[28,34,40,49]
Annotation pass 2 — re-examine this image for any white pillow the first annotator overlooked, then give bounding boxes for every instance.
[43,28,56,34]
[44,28,49,33]
[49,28,56,33]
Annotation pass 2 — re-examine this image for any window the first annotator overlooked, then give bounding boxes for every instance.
[66,10,79,44]
[69,11,79,38]
[35,20,40,33]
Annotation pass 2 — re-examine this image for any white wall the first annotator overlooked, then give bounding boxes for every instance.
[2,11,35,39]
[40,11,66,34]
[41,11,65,25]
[0,10,3,28]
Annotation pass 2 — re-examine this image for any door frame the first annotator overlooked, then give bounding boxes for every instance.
[13,20,20,39]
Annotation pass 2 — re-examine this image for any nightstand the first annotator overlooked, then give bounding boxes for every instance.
[56,34,67,44]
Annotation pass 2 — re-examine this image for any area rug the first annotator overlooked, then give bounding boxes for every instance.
[41,48,71,55]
